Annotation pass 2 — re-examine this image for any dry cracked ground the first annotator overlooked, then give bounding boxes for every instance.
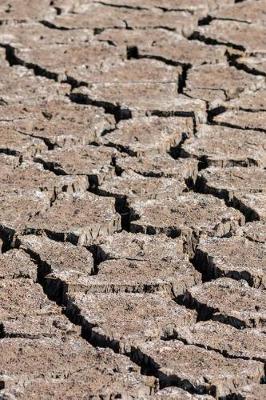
[0,0,265,399]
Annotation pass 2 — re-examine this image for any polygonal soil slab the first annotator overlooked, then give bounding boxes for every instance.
[195,236,266,288]
[7,101,115,147]
[0,191,50,238]
[0,156,89,198]
[13,43,122,83]
[137,339,264,398]
[0,21,94,47]
[129,193,244,254]
[0,279,58,319]
[139,36,226,67]
[0,337,156,398]
[154,387,213,399]
[198,167,266,220]
[236,384,266,400]
[213,109,266,132]
[36,145,117,187]
[197,20,266,54]
[72,85,207,122]
[19,234,94,276]
[0,0,54,21]
[47,3,198,35]
[0,66,69,105]
[98,27,226,65]
[182,125,266,167]
[65,292,197,352]
[198,167,266,198]
[63,256,200,297]
[184,63,263,102]
[0,249,37,281]
[185,277,266,328]
[1,313,79,340]
[174,320,266,362]
[26,192,121,245]
[103,116,193,156]
[96,231,184,262]
[59,231,200,296]
[0,125,46,157]
[116,153,198,180]
[71,58,181,85]
[98,172,186,201]
[211,88,266,112]
[240,221,266,244]
[210,0,266,25]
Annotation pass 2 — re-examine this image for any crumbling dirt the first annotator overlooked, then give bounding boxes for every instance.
[0,1,265,399]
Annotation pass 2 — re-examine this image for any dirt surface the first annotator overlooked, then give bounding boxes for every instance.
[0,1,265,399]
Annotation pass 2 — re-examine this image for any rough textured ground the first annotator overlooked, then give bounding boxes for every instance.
[0,0,265,399]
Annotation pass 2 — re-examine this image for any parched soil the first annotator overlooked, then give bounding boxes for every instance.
[0,1,265,399]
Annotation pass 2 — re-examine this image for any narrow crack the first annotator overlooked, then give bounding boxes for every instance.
[39,19,72,30]
[95,1,148,10]
[178,64,192,94]
[69,92,132,123]
[0,43,59,80]
[210,120,266,133]
[198,15,251,26]
[161,334,265,364]
[176,291,248,330]
[226,51,266,77]
[0,43,85,90]
[157,7,194,14]
[192,247,259,288]
[188,31,245,52]
[195,175,259,222]
[15,129,55,150]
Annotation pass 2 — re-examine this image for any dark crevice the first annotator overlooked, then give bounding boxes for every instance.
[0,148,20,157]
[69,92,132,123]
[54,7,62,16]
[0,43,83,91]
[226,51,266,77]
[95,1,148,10]
[199,15,250,25]
[211,120,266,133]
[188,31,245,52]
[86,244,103,275]
[0,43,59,80]
[104,141,137,156]
[193,247,260,288]
[90,185,131,232]
[176,291,248,330]
[198,15,213,26]
[0,226,17,253]
[161,334,265,364]
[33,157,67,176]
[39,19,72,30]
[127,45,186,68]
[63,75,88,90]
[158,7,194,14]
[168,132,190,159]
[15,129,55,150]
[195,176,260,223]
[207,106,227,123]
[178,64,192,94]
[149,110,198,136]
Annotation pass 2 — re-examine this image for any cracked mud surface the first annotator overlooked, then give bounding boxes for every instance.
[0,1,265,399]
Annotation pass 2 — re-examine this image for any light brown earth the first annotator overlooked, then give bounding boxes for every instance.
[0,1,265,399]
